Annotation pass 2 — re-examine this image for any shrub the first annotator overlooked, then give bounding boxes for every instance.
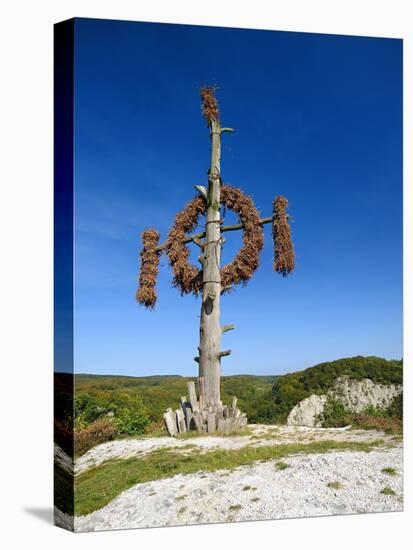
[387,393,403,419]
[320,398,348,428]
[350,414,402,433]
[362,405,387,418]
[116,399,150,436]
[74,393,108,425]
[75,418,118,456]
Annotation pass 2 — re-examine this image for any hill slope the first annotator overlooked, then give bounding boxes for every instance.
[272,355,402,420]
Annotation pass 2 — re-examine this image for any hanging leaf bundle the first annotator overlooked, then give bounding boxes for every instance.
[136,229,161,308]
[272,196,295,276]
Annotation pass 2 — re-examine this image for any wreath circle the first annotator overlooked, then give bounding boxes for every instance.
[166,185,264,295]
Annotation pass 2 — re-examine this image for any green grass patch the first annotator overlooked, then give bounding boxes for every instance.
[229,504,242,512]
[242,485,257,491]
[381,486,396,496]
[74,438,384,516]
[327,481,343,490]
[275,461,289,470]
[382,467,397,476]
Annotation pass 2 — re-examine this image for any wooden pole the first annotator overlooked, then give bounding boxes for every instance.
[198,117,223,407]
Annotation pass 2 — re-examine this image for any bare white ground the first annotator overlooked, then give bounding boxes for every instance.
[74,424,390,475]
[75,445,402,532]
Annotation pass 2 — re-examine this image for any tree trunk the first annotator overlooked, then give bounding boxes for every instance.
[198,118,222,407]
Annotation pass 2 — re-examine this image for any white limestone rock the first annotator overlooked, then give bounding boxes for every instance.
[328,376,402,413]
[287,376,402,427]
[287,394,327,427]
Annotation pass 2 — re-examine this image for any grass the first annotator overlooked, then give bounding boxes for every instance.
[381,486,396,496]
[251,497,260,502]
[242,485,257,491]
[382,467,397,476]
[74,438,384,516]
[275,461,289,470]
[175,495,186,501]
[229,504,242,512]
[250,428,281,441]
[327,481,343,490]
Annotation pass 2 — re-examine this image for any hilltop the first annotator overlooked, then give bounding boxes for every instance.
[272,355,402,421]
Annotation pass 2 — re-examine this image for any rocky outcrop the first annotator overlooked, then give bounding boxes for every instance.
[287,376,402,427]
[287,394,327,427]
[329,376,402,413]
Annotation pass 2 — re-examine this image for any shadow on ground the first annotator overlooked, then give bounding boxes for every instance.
[24,507,54,525]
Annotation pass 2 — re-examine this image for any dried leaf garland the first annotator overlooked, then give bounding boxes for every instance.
[272,196,295,276]
[136,229,161,308]
[166,185,264,294]
[220,185,264,288]
[166,196,206,295]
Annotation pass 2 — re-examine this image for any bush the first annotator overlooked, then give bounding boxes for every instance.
[387,393,403,419]
[319,399,348,428]
[74,393,108,426]
[75,418,118,456]
[116,400,150,436]
[350,414,402,433]
[362,405,387,418]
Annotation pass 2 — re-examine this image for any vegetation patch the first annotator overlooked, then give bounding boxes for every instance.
[327,481,343,490]
[75,418,119,457]
[317,395,403,433]
[382,467,397,476]
[74,439,384,516]
[73,373,278,440]
[381,486,396,496]
[229,504,242,512]
[275,461,289,470]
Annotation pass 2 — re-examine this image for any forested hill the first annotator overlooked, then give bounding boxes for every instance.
[75,373,278,425]
[272,356,402,419]
[72,356,402,428]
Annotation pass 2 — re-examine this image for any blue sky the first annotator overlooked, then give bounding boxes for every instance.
[72,18,402,377]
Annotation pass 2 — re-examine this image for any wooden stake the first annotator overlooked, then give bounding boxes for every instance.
[187,381,199,412]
